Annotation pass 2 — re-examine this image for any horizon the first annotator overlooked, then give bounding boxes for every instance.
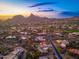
[0,13,77,21]
[0,0,79,20]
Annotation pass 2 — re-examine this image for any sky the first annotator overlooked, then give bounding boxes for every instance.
[0,0,79,19]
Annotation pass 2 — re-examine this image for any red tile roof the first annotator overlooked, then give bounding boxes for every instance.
[68,48,79,55]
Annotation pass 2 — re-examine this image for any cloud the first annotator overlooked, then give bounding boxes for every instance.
[37,9,55,12]
[29,2,56,7]
[59,11,79,17]
[33,11,60,18]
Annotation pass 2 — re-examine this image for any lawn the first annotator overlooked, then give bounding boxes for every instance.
[64,29,79,33]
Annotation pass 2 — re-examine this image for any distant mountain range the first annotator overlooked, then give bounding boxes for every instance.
[0,14,79,26]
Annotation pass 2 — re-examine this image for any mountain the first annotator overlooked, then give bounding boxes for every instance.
[5,15,26,25]
[3,14,79,26]
[4,14,55,26]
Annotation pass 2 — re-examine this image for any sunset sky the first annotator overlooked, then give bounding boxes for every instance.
[0,0,79,20]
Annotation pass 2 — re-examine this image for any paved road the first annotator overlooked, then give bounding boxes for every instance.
[47,33,63,59]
